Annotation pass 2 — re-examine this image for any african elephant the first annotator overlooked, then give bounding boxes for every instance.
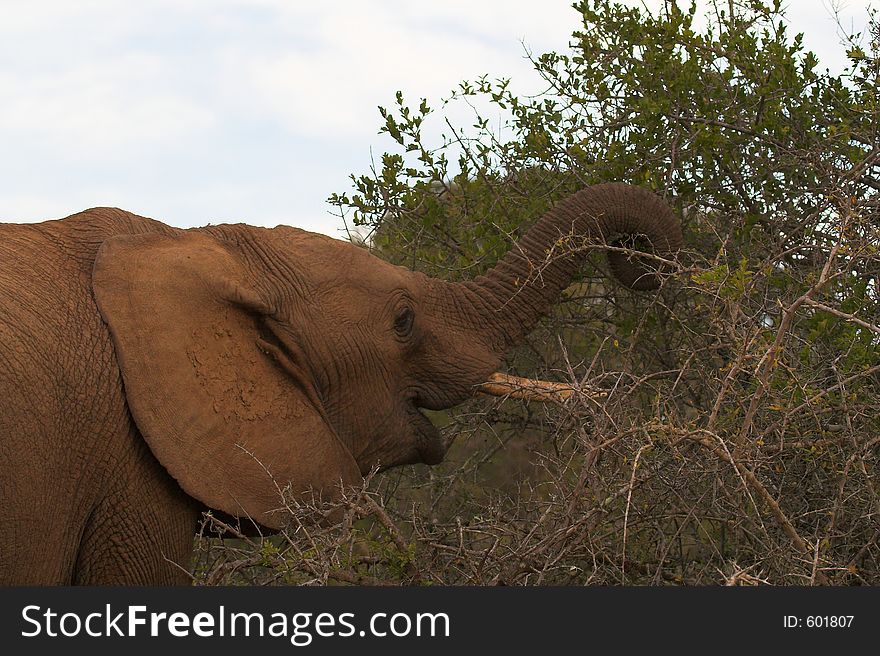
[0,182,680,584]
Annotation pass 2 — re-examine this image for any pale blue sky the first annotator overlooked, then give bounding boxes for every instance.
[0,1,873,238]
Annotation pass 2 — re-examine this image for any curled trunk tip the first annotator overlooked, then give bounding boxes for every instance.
[461,183,682,352]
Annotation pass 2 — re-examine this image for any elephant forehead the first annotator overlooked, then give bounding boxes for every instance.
[274,230,416,292]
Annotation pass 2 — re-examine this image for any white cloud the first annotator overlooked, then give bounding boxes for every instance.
[0,54,215,157]
[216,2,566,139]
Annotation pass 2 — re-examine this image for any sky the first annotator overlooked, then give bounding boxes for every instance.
[0,0,874,239]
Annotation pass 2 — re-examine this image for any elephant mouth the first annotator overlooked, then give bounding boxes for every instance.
[408,402,446,465]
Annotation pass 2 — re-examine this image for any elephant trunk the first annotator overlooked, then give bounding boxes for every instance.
[448,183,681,359]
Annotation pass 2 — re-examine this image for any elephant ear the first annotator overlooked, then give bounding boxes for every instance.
[92,230,362,530]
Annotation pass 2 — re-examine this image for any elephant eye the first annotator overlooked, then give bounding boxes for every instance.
[393,306,415,338]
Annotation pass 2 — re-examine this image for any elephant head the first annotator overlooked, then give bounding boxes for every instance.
[92,182,680,529]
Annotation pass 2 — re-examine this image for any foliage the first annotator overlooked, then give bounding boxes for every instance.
[199,0,879,585]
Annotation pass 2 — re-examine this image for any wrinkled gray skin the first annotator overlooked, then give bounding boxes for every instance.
[0,183,680,584]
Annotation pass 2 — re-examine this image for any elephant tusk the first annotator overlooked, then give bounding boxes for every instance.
[477,372,607,406]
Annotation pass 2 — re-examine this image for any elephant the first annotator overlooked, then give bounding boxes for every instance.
[0,182,681,584]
